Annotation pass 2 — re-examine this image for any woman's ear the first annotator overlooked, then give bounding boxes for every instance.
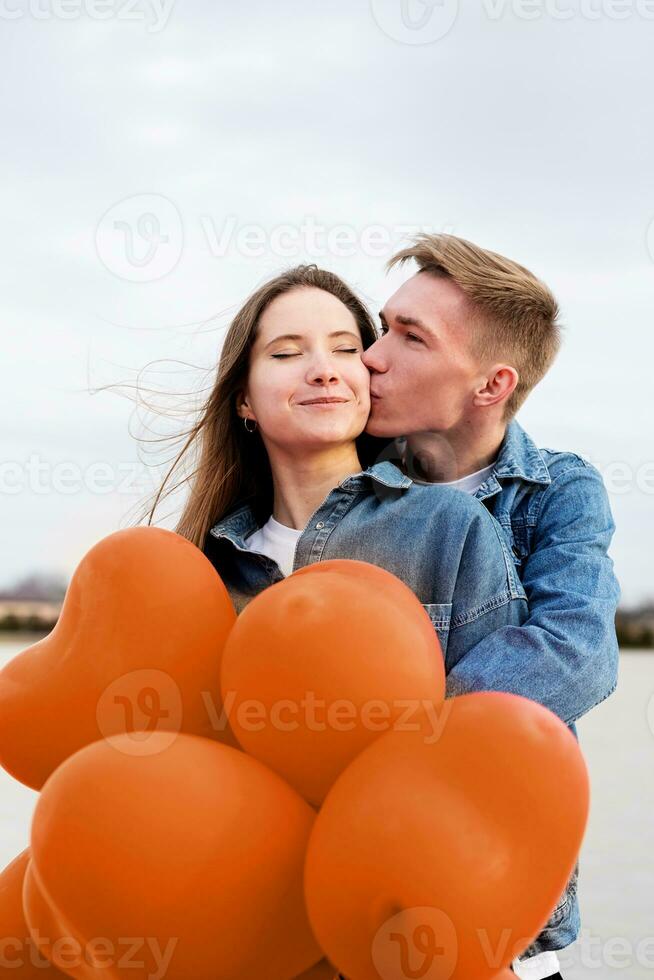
[235,391,254,421]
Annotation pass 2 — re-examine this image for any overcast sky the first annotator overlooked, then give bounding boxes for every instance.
[2,0,653,605]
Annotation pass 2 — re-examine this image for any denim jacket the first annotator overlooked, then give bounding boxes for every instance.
[444,419,621,727]
[204,464,529,670]
[443,418,620,957]
[204,420,620,958]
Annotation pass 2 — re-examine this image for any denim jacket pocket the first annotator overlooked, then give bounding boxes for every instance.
[421,602,453,655]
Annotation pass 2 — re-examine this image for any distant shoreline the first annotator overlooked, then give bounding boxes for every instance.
[2,596,653,650]
[0,626,652,653]
[0,617,57,634]
[0,629,50,640]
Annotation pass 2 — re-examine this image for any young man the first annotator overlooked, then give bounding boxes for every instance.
[362,234,621,980]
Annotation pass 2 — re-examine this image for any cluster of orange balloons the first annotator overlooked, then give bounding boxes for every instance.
[0,527,589,979]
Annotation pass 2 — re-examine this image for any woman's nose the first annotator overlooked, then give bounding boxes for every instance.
[309,369,339,385]
[307,355,340,385]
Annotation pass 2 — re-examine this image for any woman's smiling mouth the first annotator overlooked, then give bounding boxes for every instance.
[298,397,349,406]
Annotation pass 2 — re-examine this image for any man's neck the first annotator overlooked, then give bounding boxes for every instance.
[267,443,363,530]
[403,420,507,484]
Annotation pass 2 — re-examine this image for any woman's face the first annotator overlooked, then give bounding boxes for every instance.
[238,287,371,454]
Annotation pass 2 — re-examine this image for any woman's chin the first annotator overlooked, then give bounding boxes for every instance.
[288,424,366,451]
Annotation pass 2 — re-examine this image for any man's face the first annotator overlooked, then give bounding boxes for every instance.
[362,271,485,437]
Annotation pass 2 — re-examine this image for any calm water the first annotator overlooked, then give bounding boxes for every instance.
[1,637,652,979]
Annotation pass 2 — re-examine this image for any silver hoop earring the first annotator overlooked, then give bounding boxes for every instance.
[243,417,257,433]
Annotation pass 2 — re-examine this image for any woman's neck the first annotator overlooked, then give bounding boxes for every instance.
[268,443,363,530]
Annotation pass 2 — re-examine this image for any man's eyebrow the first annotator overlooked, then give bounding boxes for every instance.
[379,311,434,334]
[263,331,361,351]
[397,314,431,331]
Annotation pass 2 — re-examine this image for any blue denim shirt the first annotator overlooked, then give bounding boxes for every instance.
[204,419,620,958]
[463,419,620,957]
[204,463,529,669]
[444,419,621,728]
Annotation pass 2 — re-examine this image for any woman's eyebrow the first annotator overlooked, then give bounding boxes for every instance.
[328,330,362,342]
[264,334,302,350]
[263,331,360,350]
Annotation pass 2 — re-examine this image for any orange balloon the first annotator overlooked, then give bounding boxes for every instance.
[25,732,322,980]
[304,692,589,980]
[0,527,238,790]
[0,849,68,976]
[221,559,444,804]
[293,960,340,978]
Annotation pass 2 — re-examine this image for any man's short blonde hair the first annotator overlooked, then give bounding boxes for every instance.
[389,234,562,421]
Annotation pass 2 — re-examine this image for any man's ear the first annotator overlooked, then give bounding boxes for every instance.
[474,364,519,408]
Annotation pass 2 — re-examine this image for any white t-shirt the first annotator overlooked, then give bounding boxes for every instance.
[244,514,302,577]
[512,950,561,978]
[412,460,496,495]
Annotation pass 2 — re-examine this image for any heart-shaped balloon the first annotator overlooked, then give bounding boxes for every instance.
[304,691,589,980]
[25,731,322,980]
[221,559,444,805]
[0,527,238,790]
[0,849,68,976]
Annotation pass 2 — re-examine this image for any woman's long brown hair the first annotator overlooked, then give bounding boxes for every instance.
[134,265,384,549]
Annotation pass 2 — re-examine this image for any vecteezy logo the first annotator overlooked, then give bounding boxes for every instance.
[96,668,183,755]
[370,0,459,44]
[95,193,183,282]
[371,906,457,979]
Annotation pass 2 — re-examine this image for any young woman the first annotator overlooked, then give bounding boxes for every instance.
[146,265,527,673]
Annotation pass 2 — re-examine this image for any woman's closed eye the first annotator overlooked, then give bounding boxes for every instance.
[271,348,360,359]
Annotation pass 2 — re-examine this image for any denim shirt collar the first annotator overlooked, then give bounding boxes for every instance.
[492,419,551,485]
[209,460,411,546]
[459,419,549,504]
[209,423,549,543]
